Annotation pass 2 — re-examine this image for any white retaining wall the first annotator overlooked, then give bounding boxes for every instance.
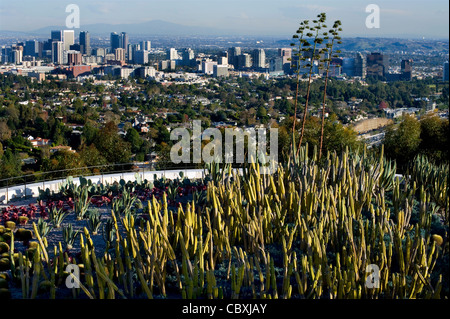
[0,169,206,204]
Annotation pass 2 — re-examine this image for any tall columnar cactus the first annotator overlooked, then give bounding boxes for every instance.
[9,143,447,300]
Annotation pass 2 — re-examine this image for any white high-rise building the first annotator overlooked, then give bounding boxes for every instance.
[52,41,64,64]
[252,49,266,69]
[63,30,75,51]
[218,56,228,66]
[140,41,151,51]
[202,61,217,75]
[167,48,178,61]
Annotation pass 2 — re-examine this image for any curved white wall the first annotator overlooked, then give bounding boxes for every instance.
[0,168,205,204]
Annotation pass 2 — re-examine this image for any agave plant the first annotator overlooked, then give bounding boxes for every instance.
[74,186,90,220]
[35,218,53,239]
[63,224,80,250]
[62,223,79,250]
[86,209,102,235]
[102,217,116,249]
[48,206,69,228]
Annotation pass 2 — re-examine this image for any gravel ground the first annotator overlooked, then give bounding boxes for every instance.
[1,197,138,255]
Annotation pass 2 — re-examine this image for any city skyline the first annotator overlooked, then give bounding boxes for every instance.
[0,0,448,39]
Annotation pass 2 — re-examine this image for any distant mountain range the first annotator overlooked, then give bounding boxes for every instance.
[2,20,242,37]
[0,19,448,53]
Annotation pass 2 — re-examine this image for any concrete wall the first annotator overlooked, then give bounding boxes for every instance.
[352,118,393,134]
[0,169,205,204]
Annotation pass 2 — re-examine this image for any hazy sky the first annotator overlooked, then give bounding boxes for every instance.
[0,0,448,38]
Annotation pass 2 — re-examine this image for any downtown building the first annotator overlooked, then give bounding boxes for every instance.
[227,47,241,69]
[79,31,91,56]
[110,32,128,55]
[252,49,266,70]
[443,61,449,81]
[366,52,388,78]
[63,30,75,51]
[51,41,64,65]
[134,50,149,64]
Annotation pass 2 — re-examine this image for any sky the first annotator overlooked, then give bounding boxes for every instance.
[0,0,448,38]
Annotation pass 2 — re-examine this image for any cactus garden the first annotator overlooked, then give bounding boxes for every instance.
[0,144,448,299]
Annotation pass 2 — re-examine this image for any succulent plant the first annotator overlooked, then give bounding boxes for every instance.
[0,242,9,254]
[14,229,33,242]
[48,207,69,228]
[62,224,80,250]
[86,209,102,235]
[36,218,53,239]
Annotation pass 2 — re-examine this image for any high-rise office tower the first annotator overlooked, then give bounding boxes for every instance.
[121,32,128,54]
[237,53,252,69]
[342,58,355,77]
[167,48,178,60]
[354,52,366,78]
[111,32,121,52]
[11,45,23,64]
[181,48,195,66]
[140,41,151,51]
[63,30,75,51]
[401,59,413,81]
[79,31,91,55]
[227,47,241,68]
[444,61,449,81]
[111,32,128,54]
[115,48,126,62]
[269,57,283,73]
[366,52,388,78]
[218,56,228,66]
[127,44,141,63]
[24,40,39,57]
[252,49,266,69]
[1,46,11,63]
[51,30,63,42]
[134,50,149,64]
[52,41,64,64]
[278,48,292,74]
[279,48,292,64]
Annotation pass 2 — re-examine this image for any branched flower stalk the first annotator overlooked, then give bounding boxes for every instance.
[319,20,342,160]
[296,13,327,157]
[290,20,308,135]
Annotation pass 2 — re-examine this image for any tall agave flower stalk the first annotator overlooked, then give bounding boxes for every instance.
[319,20,342,160]
[290,20,308,135]
[296,13,328,157]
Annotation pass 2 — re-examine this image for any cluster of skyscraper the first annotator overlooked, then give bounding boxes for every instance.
[0,30,91,65]
[267,50,415,81]
[2,30,448,83]
[225,47,266,70]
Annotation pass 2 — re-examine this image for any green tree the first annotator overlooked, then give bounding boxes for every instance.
[82,122,99,146]
[419,113,449,163]
[94,122,131,164]
[384,114,421,170]
[125,127,143,154]
[79,144,108,172]
[0,149,22,179]
[0,121,12,142]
